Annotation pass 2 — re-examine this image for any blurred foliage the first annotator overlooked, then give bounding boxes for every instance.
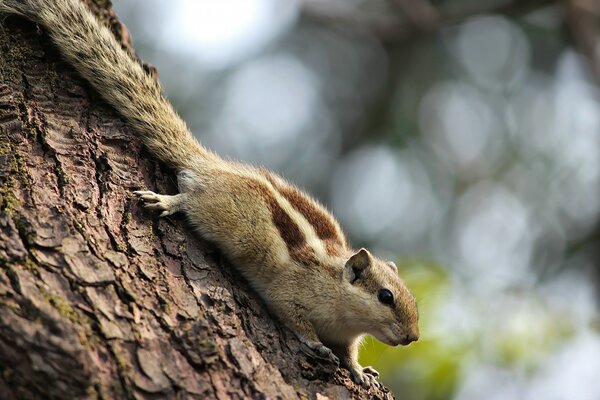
[360,260,581,399]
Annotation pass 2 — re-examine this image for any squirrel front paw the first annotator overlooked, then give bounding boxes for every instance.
[350,366,381,388]
[134,191,184,217]
[299,339,340,365]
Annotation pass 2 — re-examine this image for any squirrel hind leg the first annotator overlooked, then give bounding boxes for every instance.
[177,169,201,193]
[134,191,187,217]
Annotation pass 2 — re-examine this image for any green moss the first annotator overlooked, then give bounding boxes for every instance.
[5,37,35,63]
[112,347,132,377]
[39,286,95,337]
[39,286,101,345]
[46,63,60,96]
[88,382,110,400]
[0,112,28,218]
[41,289,80,323]
[54,162,69,185]
[22,257,40,278]
[0,143,19,218]
[12,151,27,176]
[0,135,36,250]
[0,139,11,155]
[22,284,106,354]
[149,224,155,240]
[13,217,32,245]
[0,186,18,218]
[110,343,135,397]
[0,36,33,82]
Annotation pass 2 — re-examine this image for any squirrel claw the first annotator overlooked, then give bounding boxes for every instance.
[134,190,181,217]
[351,367,381,389]
[363,366,380,378]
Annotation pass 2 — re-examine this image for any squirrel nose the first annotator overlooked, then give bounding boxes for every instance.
[400,327,419,345]
[400,334,417,345]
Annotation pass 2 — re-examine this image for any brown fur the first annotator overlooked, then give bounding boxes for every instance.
[0,0,420,388]
[262,186,307,256]
[263,171,347,253]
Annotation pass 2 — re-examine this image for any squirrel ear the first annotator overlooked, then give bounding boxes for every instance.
[344,248,372,284]
[387,261,398,273]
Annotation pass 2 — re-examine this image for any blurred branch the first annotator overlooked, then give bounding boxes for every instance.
[301,1,405,40]
[301,0,557,43]
[562,0,600,87]
[554,0,600,287]
[390,0,439,31]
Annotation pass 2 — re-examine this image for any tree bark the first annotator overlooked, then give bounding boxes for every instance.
[0,2,392,399]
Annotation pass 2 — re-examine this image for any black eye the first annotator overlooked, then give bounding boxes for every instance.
[378,289,394,306]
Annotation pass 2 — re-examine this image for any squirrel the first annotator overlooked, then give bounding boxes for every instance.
[0,0,419,388]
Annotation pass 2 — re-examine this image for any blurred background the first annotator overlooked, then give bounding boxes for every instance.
[113,0,600,398]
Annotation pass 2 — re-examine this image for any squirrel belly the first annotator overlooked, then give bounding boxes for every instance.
[0,0,420,388]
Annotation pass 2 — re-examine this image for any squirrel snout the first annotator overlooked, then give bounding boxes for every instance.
[400,333,419,346]
[400,326,420,346]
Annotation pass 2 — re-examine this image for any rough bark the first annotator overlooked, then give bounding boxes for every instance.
[0,2,393,399]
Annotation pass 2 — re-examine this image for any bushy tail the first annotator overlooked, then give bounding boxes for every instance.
[0,0,212,170]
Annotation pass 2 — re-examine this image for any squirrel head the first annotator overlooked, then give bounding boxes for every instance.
[342,248,419,346]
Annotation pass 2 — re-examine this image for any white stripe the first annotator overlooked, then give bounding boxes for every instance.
[244,169,327,260]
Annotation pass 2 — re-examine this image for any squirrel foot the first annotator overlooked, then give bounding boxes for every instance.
[134,190,185,217]
[350,365,381,388]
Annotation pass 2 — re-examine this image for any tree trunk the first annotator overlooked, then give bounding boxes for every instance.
[0,2,393,399]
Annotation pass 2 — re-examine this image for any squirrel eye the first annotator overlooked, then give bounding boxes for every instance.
[378,289,394,306]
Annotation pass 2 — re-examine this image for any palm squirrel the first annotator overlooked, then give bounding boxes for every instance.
[0,0,419,388]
